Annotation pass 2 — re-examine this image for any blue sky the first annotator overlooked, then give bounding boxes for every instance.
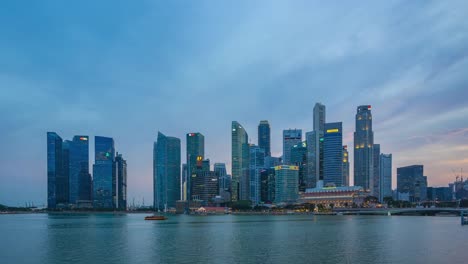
[1,1,468,206]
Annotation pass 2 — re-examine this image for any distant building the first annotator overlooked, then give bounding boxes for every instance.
[274,165,299,204]
[283,129,302,164]
[354,105,374,192]
[427,187,452,202]
[154,132,181,211]
[258,120,271,156]
[260,168,275,203]
[69,135,91,205]
[305,131,317,189]
[264,156,281,168]
[186,132,204,201]
[214,163,229,200]
[249,145,265,205]
[372,144,381,198]
[115,153,127,210]
[232,121,249,201]
[323,122,343,187]
[47,132,63,209]
[342,146,349,187]
[191,170,219,206]
[397,165,426,202]
[291,141,308,192]
[379,154,392,202]
[313,103,326,185]
[93,136,115,209]
[299,186,368,207]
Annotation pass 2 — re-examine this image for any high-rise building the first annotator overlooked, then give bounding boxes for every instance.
[93,136,115,209]
[305,131,317,188]
[274,165,299,204]
[232,121,249,201]
[264,156,282,168]
[202,159,210,172]
[115,152,127,210]
[154,132,181,211]
[307,103,326,188]
[69,135,91,204]
[397,165,426,202]
[260,168,275,203]
[291,141,307,192]
[186,132,204,201]
[342,146,350,186]
[354,105,374,191]
[323,122,343,187]
[191,170,219,205]
[214,163,230,200]
[249,145,265,205]
[373,144,381,198]
[258,120,271,156]
[379,154,392,202]
[47,132,63,209]
[283,129,302,164]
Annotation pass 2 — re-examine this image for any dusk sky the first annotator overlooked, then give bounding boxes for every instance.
[1,1,468,206]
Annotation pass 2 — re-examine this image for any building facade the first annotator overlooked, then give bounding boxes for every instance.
[258,120,271,157]
[282,129,302,165]
[154,132,181,211]
[186,132,204,201]
[47,132,63,209]
[354,105,374,192]
[191,170,219,206]
[323,122,343,187]
[69,135,91,205]
[115,153,127,210]
[260,168,276,203]
[379,154,392,202]
[249,145,265,205]
[93,136,115,209]
[291,141,308,192]
[372,144,381,198]
[342,146,349,187]
[231,121,249,201]
[397,165,426,202]
[274,165,299,204]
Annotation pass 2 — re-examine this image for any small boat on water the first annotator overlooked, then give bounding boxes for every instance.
[144,215,168,221]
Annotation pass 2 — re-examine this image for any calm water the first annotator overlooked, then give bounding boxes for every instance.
[0,213,467,264]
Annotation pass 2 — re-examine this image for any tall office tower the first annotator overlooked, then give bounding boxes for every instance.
[379,154,392,202]
[264,156,282,168]
[47,132,63,209]
[186,133,204,201]
[274,165,299,204]
[60,140,71,206]
[260,168,275,203]
[69,135,90,204]
[291,141,307,192]
[323,122,343,187]
[314,103,326,132]
[283,129,302,164]
[397,165,426,202]
[182,163,187,200]
[115,152,127,210]
[191,171,219,205]
[93,136,115,209]
[154,132,181,211]
[249,145,265,205]
[342,146,350,186]
[258,120,271,156]
[214,163,229,197]
[232,121,249,201]
[305,131,317,188]
[310,103,326,187]
[354,105,374,191]
[202,159,210,172]
[372,144,381,199]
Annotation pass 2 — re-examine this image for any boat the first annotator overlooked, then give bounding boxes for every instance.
[144,215,168,220]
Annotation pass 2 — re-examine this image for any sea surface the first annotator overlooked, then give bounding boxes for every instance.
[0,213,467,264]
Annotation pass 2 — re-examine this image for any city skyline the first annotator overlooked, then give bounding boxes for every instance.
[2,1,468,206]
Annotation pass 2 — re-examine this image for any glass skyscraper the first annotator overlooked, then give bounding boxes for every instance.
[186,132,204,201]
[249,145,265,205]
[342,146,350,186]
[323,122,343,187]
[93,136,115,209]
[354,105,374,191]
[306,103,326,188]
[282,129,302,165]
[69,135,90,204]
[115,152,127,210]
[153,132,181,211]
[231,121,249,201]
[291,141,307,192]
[47,132,63,209]
[258,120,271,157]
[274,165,299,204]
[379,153,392,202]
[373,144,381,199]
[397,165,426,202]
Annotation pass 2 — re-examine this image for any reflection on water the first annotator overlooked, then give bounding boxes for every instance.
[0,214,466,264]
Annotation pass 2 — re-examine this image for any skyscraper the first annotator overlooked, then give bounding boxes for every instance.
[93,136,115,209]
[373,144,381,199]
[60,140,70,206]
[47,132,63,209]
[274,165,299,204]
[379,154,392,202]
[354,105,374,191]
[249,145,265,205]
[231,121,249,201]
[214,163,229,199]
[342,146,350,186]
[282,129,302,164]
[307,103,326,188]
[154,132,181,211]
[258,120,271,157]
[305,131,317,188]
[323,122,343,187]
[397,165,425,202]
[191,170,219,205]
[69,135,90,205]
[291,141,307,192]
[186,132,204,201]
[115,152,127,210]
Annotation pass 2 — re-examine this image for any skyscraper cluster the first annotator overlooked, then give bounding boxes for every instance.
[47,133,127,209]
